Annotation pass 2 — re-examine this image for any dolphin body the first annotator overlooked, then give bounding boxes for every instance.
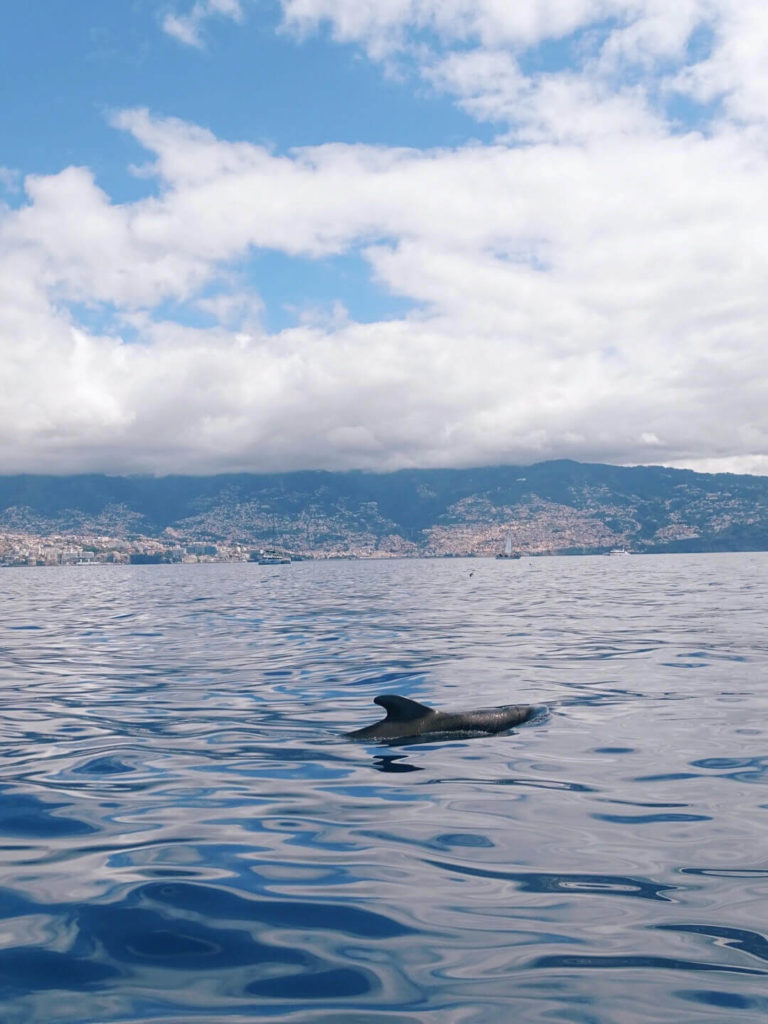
[345,694,537,744]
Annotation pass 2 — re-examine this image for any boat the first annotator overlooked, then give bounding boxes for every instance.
[607,548,630,556]
[496,534,521,559]
[257,549,291,565]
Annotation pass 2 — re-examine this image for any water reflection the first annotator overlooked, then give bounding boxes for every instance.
[372,755,424,773]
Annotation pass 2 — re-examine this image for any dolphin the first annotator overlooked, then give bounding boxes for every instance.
[345,694,538,744]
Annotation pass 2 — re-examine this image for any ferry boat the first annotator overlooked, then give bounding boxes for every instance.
[258,549,291,565]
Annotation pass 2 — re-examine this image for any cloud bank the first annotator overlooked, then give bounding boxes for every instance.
[2,0,768,475]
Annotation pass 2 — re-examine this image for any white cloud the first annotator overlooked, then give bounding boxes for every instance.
[4,164,210,307]
[162,0,243,48]
[1,101,768,474]
[671,2,768,125]
[4,1,768,475]
[427,50,660,143]
[281,0,624,52]
[671,455,768,476]
[280,0,768,140]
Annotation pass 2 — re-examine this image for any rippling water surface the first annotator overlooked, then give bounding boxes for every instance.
[1,553,767,1023]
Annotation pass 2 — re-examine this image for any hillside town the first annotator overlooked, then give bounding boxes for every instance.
[2,461,766,566]
[0,500,687,565]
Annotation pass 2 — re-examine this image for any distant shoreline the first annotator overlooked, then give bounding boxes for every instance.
[2,460,768,562]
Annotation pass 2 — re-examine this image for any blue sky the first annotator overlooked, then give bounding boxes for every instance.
[1,2,484,192]
[1,1,767,475]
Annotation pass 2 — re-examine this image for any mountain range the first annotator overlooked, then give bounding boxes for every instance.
[2,460,768,557]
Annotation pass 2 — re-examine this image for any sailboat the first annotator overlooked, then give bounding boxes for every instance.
[496,533,521,559]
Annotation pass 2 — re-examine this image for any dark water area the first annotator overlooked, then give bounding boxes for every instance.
[1,553,767,1023]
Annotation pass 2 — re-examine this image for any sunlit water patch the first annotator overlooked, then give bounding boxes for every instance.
[0,553,767,1022]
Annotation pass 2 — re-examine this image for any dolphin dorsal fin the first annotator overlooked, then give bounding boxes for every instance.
[374,694,433,721]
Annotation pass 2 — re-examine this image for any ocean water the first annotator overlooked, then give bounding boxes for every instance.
[1,553,767,1024]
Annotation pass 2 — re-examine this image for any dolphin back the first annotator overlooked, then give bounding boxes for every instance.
[345,693,537,743]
